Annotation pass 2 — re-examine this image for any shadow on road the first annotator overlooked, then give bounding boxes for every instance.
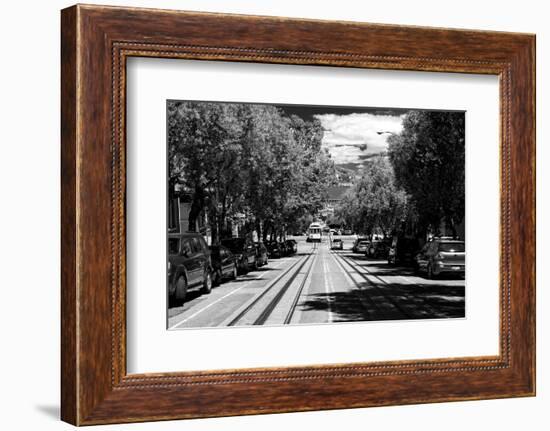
[301,288,377,322]
[300,281,465,322]
[342,252,464,281]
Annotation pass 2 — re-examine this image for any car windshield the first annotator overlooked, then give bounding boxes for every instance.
[168,238,180,255]
[439,242,465,252]
[221,238,245,251]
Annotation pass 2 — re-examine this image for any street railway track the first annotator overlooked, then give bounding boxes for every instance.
[330,250,404,320]
[334,251,444,319]
[226,244,319,326]
[284,247,319,324]
[254,247,318,325]
[348,253,447,318]
[169,239,462,329]
[332,251,413,320]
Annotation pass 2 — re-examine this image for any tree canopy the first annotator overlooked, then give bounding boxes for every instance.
[387,110,465,236]
[168,101,336,243]
[334,155,410,236]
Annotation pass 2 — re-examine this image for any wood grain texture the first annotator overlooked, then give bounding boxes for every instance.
[60,5,78,425]
[60,4,535,425]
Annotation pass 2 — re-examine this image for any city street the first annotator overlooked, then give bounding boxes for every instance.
[168,236,465,329]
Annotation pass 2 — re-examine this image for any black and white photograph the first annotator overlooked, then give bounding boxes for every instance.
[167,100,466,329]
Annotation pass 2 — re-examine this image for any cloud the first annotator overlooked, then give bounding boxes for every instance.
[314,112,404,165]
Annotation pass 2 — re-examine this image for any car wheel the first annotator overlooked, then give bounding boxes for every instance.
[174,275,188,304]
[202,270,213,294]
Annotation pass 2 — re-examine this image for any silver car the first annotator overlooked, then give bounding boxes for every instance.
[415,239,465,278]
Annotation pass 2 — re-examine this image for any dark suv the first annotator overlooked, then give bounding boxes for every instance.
[168,232,213,306]
[221,237,257,273]
[388,236,418,265]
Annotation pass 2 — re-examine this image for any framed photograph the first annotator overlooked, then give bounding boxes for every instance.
[61,4,535,425]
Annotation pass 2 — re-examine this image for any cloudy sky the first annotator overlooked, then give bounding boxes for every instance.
[314,112,404,167]
[277,104,407,173]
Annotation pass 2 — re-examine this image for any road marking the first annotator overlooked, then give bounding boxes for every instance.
[322,255,334,323]
[168,259,288,329]
[330,251,360,291]
[284,247,319,324]
[330,251,378,319]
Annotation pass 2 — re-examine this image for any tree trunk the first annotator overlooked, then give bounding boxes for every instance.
[210,211,219,245]
[219,198,227,242]
[264,220,272,242]
[188,186,205,232]
[256,219,262,243]
[447,216,457,239]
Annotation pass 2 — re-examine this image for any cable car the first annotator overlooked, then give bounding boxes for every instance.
[306,222,322,243]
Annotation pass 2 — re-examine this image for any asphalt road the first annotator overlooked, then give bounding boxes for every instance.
[167,236,465,329]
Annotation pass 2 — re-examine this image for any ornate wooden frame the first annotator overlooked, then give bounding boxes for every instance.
[61,4,536,425]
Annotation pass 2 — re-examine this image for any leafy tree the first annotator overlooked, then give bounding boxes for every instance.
[334,194,359,232]
[239,104,300,241]
[168,101,246,243]
[335,156,409,236]
[387,111,465,237]
[278,116,336,237]
[168,101,337,243]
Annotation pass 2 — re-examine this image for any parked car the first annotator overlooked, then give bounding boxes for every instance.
[279,241,290,256]
[168,232,213,305]
[415,239,465,278]
[366,239,391,259]
[254,242,269,267]
[209,245,238,286]
[285,239,297,255]
[387,236,419,266]
[352,238,370,253]
[331,238,344,250]
[265,240,282,258]
[343,229,353,235]
[220,237,257,273]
